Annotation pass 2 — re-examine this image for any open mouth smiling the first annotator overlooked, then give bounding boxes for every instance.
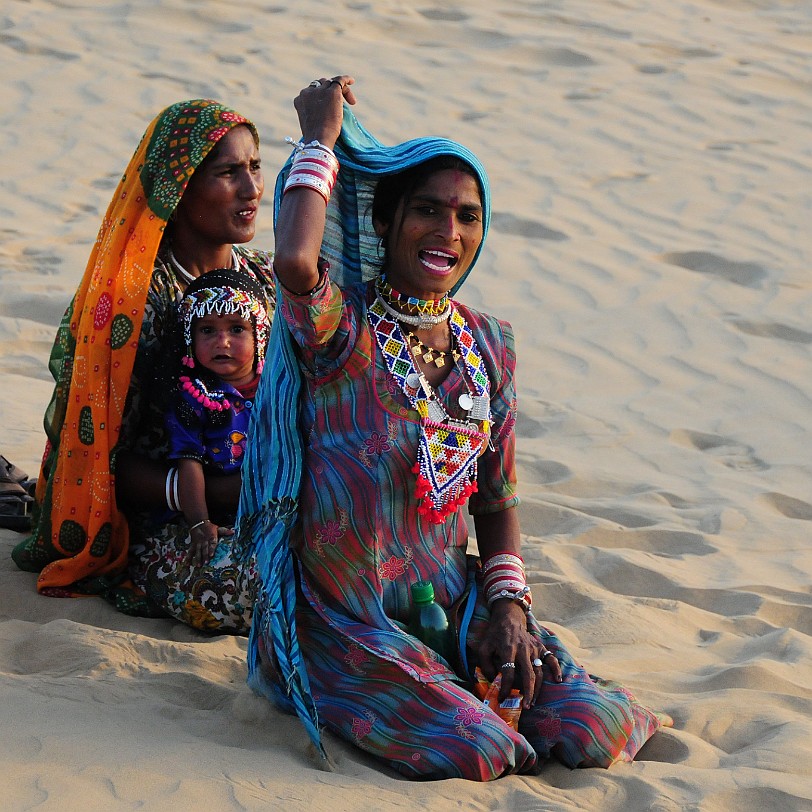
[419,249,458,272]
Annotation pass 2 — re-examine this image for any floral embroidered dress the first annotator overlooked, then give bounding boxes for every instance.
[122,245,274,631]
[166,379,256,474]
[274,274,668,779]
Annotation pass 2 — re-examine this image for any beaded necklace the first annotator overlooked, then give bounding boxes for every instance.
[368,296,493,523]
[374,276,451,329]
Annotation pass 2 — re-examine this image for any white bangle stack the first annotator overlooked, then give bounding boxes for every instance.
[165,467,180,512]
[283,138,340,204]
[482,552,532,612]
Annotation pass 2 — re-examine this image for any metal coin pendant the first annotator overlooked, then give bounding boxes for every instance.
[406,373,421,388]
[458,393,474,411]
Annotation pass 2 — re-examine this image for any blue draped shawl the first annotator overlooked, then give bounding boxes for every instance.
[236,108,491,758]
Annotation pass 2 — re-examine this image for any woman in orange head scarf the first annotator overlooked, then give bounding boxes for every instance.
[13,99,274,630]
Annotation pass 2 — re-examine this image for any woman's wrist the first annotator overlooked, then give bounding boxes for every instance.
[283,139,340,205]
[482,551,532,612]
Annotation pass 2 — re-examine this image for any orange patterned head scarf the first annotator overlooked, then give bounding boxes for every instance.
[13,100,258,596]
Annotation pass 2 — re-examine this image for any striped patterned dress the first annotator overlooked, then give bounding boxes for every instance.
[274,274,669,780]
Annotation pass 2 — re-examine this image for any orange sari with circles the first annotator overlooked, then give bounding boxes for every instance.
[13,100,257,599]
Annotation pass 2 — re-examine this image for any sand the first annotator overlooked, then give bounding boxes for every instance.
[1,1,811,809]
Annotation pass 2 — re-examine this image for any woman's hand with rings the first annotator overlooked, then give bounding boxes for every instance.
[296,75,357,147]
[532,647,563,694]
[479,599,543,709]
[308,76,354,93]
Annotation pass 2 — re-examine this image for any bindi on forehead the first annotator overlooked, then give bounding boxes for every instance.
[412,169,482,212]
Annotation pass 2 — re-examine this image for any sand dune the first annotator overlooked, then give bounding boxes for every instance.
[1,1,810,809]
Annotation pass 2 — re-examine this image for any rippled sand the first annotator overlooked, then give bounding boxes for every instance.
[1,2,810,809]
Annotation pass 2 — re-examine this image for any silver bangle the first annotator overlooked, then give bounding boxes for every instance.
[486,585,532,612]
[165,467,178,512]
[189,519,208,532]
[285,136,338,160]
[172,469,180,513]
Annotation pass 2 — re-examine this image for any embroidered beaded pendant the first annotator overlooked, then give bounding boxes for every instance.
[368,297,492,523]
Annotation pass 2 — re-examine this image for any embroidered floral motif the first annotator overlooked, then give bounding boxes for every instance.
[492,396,517,445]
[455,706,485,727]
[535,708,562,741]
[351,717,372,740]
[385,374,401,398]
[454,705,483,740]
[365,431,392,455]
[344,643,369,674]
[358,423,398,468]
[313,509,349,557]
[377,547,413,581]
[378,555,407,581]
[351,710,377,743]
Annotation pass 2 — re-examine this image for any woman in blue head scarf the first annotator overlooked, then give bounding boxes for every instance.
[241,75,669,780]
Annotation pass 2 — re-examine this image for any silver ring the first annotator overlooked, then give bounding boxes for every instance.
[500,662,516,670]
[532,657,543,668]
[542,650,555,661]
[309,80,322,88]
[328,78,344,88]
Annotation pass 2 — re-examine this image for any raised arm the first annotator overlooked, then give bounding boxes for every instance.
[272,75,356,295]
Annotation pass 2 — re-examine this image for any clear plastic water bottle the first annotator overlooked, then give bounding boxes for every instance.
[408,580,452,662]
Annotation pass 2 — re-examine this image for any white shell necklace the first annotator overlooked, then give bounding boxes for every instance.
[167,246,240,284]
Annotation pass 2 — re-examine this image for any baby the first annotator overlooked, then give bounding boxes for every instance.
[166,267,270,566]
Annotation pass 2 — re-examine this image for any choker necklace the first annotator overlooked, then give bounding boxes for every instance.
[167,246,239,283]
[375,276,451,329]
[374,293,450,328]
[406,331,461,368]
[377,276,449,315]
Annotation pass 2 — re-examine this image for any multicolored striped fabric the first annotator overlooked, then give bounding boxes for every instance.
[238,110,495,759]
[238,110,670,777]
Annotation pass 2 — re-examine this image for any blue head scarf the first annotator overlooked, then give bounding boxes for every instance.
[237,108,490,759]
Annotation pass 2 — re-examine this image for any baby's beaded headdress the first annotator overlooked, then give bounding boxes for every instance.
[180,267,270,375]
